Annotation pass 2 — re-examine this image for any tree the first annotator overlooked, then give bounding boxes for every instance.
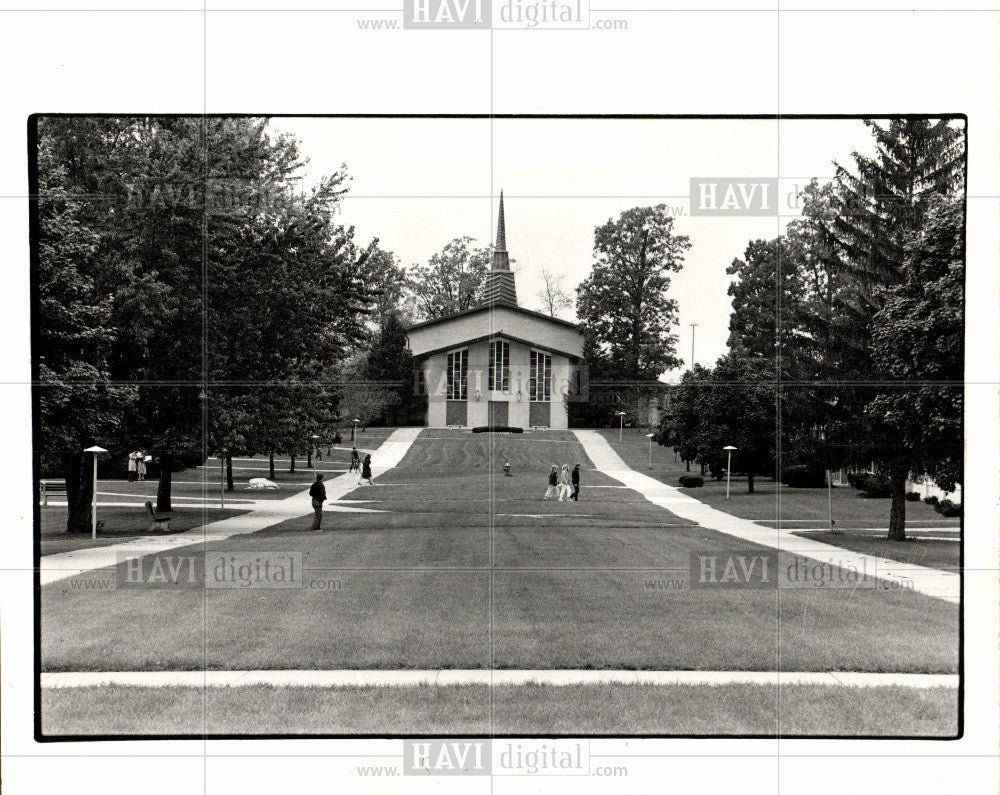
[536,268,573,318]
[865,196,964,539]
[827,119,965,539]
[576,205,691,381]
[406,237,489,320]
[35,135,134,532]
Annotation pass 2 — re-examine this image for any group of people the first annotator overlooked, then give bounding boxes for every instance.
[348,446,375,485]
[126,450,149,481]
[309,446,375,531]
[544,464,580,502]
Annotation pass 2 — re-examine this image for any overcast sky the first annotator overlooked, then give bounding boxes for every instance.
[269,117,877,376]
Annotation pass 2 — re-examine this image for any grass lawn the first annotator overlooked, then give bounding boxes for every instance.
[794,530,958,571]
[599,428,960,563]
[42,431,958,675]
[40,506,251,556]
[41,682,957,737]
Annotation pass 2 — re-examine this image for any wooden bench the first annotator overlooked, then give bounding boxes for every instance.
[39,479,67,506]
[144,500,172,532]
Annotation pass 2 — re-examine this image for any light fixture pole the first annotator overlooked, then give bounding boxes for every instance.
[723,445,737,500]
[220,450,225,509]
[646,433,655,468]
[616,411,627,442]
[84,445,107,539]
[351,418,360,443]
[689,323,698,368]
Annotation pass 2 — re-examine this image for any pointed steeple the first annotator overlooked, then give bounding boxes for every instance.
[491,190,510,271]
[481,191,517,307]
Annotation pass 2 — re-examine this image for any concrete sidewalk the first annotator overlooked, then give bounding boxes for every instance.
[41,669,957,689]
[573,430,960,604]
[39,427,423,586]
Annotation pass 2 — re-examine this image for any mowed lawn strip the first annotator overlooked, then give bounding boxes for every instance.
[42,430,957,673]
[40,506,252,556]
[41,682,957,737]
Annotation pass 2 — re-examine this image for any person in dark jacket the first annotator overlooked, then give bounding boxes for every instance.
[543,465,559,500]
[571,464,581,501]
[309,474,326,531]
[350,446,361,473]
[358,453,375,485]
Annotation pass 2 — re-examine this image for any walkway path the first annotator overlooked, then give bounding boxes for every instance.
[572,430,960,604]
[41,669,957,689]
[39,428,423,586]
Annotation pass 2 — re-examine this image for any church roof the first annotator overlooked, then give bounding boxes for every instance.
[406,302,580,333]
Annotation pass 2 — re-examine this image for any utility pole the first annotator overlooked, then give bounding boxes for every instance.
[689,323,698,368]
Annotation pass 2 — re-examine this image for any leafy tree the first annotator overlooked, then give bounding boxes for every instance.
[407,237,489,320]
[576,205,690,380]
[865,196,964,539]
[35,139,134,531]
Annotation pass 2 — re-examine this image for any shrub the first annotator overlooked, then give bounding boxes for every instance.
[846,472,864,489]
[854,473,893,498]
[781,465,827,488]
[935,499,961,518]
[924,495,939,506]
[678,475,704,488]
[471,426,523,434]
[905,491,921,502]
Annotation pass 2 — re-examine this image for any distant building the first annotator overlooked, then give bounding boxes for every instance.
[405,192,585,428]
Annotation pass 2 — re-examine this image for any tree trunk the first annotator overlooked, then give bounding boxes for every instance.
[887,467,907,541]
[686,459,691,472]
[225,453,234,492]
[700,462,706,476]
[747,471,755,494]
[269,451,275,480]
[156,451,173,512]
[289,453,296,473]
[62,451,92,533]
[307,447,313,468]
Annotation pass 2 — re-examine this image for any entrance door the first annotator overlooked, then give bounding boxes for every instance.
[446,401,467,426]
[529,402,551,428]
[488,400,509,426]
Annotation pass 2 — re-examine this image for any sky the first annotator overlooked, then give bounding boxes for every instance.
[269,117,877,377]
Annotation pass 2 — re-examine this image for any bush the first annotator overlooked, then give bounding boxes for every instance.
[935,499,961,518]
[924,495,939,506]
[471,426,523,434]
[781,465,827,488]
[678,475,704,488]
[905,491,921,502]
[852,473,893,498]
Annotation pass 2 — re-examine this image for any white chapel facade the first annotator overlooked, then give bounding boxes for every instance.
[405,193,585,429]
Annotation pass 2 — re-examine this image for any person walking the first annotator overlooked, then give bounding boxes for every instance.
[358,453,375,485]
[571,464,580,501]
[127,451,138,482]
[543,465,559,500]
[350,446,361,474]
[558,464,573,502]
[309,473,327,531]
[137,454,147,482]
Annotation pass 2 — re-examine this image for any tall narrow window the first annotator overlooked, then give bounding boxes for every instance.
[529,350,551,402]
[446,349,468,400]
[488,340,510,391]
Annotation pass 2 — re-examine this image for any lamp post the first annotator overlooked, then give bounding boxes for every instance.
[84,445,107,540]
[615,411,627,442]
[308,434,319,468]
[688,323,698,368]
[723,445,737,500]
[351,418,360,443]
[220,450,225,509]
[646,433,655,468]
